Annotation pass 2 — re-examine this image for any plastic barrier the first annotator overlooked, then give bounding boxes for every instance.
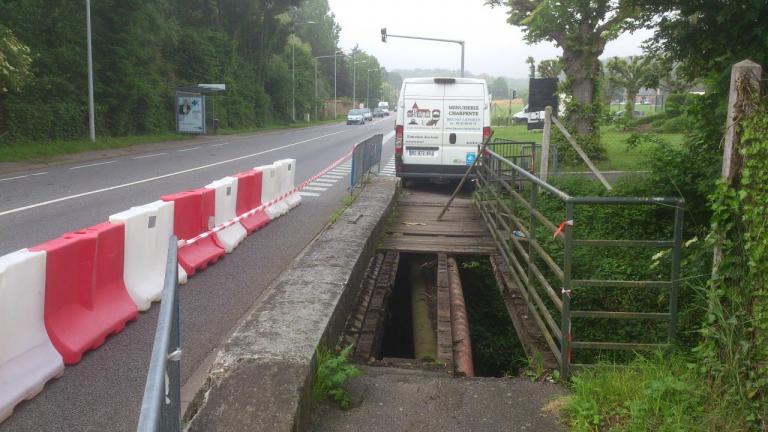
[234,169,270,234]
[109,200,174,311]
[275,159,302,209]
[162,188,225,277]
[258,164,286,218]
[0,249,65,423]
[205,177,247,253]
[30,222,139,365]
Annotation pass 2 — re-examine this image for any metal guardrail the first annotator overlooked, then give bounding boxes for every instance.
[350,133,383,190]
[137,236,181,432]
[489,138,559,176]
[475,149,683,379]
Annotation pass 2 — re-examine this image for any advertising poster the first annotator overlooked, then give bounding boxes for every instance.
[177,93,205,133]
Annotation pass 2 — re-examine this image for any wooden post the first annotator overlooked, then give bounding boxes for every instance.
[713,59,762,269]
[540,106,552,182]
[551,115,613,191]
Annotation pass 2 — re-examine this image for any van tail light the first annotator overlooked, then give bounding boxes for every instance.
[482,126,492,155]
[395,125,404,155]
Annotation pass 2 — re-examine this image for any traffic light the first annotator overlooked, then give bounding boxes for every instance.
[381,28,387,43]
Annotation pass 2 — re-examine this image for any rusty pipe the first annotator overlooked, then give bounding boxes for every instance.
[447,257,474,377]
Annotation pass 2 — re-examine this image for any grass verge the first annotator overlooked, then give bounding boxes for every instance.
[0,118,346,163]
[560,353,754,431]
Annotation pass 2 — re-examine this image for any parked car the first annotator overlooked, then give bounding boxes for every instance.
[373,108,385,118]
[362,108,373,121]
[347,109,365,125]
[512,105,529,124]
[395,77,491,180]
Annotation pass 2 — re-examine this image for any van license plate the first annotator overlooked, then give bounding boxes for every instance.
[408,150,435,157]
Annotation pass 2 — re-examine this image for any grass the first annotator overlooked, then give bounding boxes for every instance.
[491,124,684,171]
[0,118,345,163]
[560,353,754,431]
[328,193,357,224]
[491,98,525,118]
[607,103,664,115]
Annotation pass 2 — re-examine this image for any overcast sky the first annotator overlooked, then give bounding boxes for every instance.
[328,0,654,77]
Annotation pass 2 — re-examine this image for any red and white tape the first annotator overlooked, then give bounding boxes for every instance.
[178,150,353,248]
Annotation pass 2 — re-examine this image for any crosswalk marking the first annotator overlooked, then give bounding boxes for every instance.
[302,186,328,192]
[298,191,320,197]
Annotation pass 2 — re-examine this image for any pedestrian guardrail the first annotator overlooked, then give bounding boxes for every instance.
[489,138,558,176]
[350,134,383,190]
[475,149,683,379]
[137,236,181,432]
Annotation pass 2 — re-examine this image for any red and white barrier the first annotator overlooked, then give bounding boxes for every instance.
[257,164,284,219]
[275,159,302,209]
[234,169,270,234]
[0,249,64,423]
[30,223,138,365]
[205,177,247,253]
[109,200,174,311]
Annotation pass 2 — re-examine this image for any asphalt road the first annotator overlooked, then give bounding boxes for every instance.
[0,117,396,431]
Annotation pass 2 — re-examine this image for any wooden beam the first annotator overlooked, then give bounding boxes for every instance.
[551,115,612,191]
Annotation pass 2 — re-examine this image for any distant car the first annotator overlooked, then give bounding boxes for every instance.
[347,109,365,125]
[373,108,385,118]
[512,104,529,124]
[382,108,390,116]
[362,108,373,121]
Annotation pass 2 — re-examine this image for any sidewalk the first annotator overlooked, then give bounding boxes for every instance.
[311,366,566,432]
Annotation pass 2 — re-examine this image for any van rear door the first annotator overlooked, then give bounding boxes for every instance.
[442,83,485,172]
[402,83,443,168]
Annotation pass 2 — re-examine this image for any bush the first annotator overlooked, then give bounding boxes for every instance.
[313,345,360,410]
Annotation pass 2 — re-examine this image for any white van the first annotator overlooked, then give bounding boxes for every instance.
[395,77,491,179]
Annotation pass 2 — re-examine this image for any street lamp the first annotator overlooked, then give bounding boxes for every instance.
[334,50,345,119]
[366,68,378,110]
[86,0,95,142]
[291,20,316,122]
[381,28,465,77]
[314,51,345,120]
[352,59,367,108]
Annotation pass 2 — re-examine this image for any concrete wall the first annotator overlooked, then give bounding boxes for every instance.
[185,176,398,431]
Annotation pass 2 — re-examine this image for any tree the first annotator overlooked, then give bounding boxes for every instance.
[537,58,563,79]
[0,25,32,95]
[525,56,535,78]
[489,77,509,99]
[606,56,659,120]
[658,63,694,95]
[488,0,645,141]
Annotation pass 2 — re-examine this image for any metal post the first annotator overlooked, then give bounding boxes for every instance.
[334,53,337,119]
[561,201,574,380]
[540,106,552,182]
[314,59,318,121]
[292,42,295,122]
[460,41,465,78]
[352,53,356,108]
[668,202,684,346]
[86,0,95,142]
[382,32,464,78]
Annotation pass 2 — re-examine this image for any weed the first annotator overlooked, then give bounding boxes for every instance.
[328,193,357,224]
[313,345,361,410]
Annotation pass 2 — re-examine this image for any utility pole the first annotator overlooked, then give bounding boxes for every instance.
[352,57,367,108]
[381,28,465,77]
[366,68,377,110]
[86,0,95,142]
[334,50,344,119]
[291,19,316,122]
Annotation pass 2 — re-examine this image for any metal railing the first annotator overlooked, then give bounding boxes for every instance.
[488,138,558,177]
[137,236,181,432]
[475,149,683,379]
[350,133,383,190]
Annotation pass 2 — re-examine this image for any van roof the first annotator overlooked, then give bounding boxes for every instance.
[401,77,487,85]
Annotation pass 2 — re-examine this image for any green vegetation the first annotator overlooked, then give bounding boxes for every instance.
[313,345,360,410]
[328,193,357,224]
[563,354,753,431]
[0,0,392,150]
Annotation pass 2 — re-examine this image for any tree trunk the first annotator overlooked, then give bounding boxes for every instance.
[625,90,638,121]
[562,50,600,135]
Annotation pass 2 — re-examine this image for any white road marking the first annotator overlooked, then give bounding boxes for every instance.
[0,175,29,182]
[0,130,349,218]
[298,191,320,197]
[211,142,230,147]
[311,181,335,187]
[69,160,117,170]
[31,172,48,176]
[323,175,345,180]
[302,186,328,192]
[383,130,395,142]
[132,153,168,160]
[177,146,201,152]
